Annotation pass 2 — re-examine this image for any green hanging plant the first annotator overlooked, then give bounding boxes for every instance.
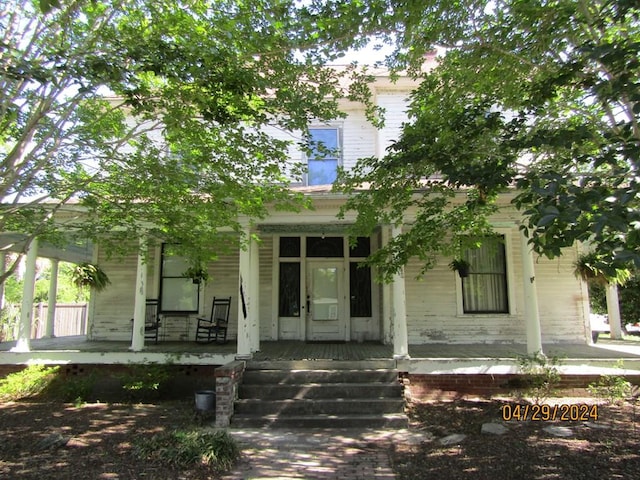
[71,263,111,291]
[183,265,209,284]
[449,258,471,278]
[573,253,630,286]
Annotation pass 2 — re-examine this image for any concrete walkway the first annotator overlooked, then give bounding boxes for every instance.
[221,428,428,480]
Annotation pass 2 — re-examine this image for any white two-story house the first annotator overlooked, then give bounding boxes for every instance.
[86,68,592,361]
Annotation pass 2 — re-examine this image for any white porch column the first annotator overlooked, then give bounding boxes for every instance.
[249,235,260,353]
[236,228,252,359]
[11,239,38,352]
[520,230,543,355]
[130,238,148,352]
[391,225,409,359]
[44,258,59,338]
[606,283,623,340]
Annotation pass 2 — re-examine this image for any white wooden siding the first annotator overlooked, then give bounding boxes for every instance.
[90,246,157,341]
[404,227,587,345]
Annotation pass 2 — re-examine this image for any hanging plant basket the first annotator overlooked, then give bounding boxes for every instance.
[71,263,111,291]
[573,253,630,286]
[449,258,471,278]
[183,265,209,285]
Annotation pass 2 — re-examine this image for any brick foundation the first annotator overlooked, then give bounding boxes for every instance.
[405,373,640,401]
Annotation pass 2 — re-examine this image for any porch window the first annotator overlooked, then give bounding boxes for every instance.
[307,128,340,186]
[159,245,200,313]
[349,237,372,317]
[350,262,372,317]
[462,236,509,314]
[279,262,301,317]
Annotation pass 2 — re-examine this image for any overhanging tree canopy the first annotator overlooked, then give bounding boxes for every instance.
[337,0,640,280]
[0,0,381,283]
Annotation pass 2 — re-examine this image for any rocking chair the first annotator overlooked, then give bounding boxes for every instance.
[131,299,161,344]
[195,296,231,344]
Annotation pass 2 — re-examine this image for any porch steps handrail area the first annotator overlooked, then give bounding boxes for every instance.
[232,360,408,429]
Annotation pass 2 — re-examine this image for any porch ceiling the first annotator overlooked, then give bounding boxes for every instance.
[0,233,93,264]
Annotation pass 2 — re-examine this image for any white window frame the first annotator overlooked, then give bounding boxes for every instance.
[455,229,516,316]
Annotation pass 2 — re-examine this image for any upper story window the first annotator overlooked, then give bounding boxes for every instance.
[462,235,509,314]
[307,128,341,186]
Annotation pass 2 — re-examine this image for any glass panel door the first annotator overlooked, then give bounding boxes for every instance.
[307,261,344,341]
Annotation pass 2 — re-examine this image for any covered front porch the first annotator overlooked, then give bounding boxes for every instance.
[2,336,640,375]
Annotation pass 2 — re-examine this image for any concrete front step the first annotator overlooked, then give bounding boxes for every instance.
[233,362,408,429]
[235,398,406,415]
[231,413,409,429]
[239,383,403,400]
[242,369,399,385]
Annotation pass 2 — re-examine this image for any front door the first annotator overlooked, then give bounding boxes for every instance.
[306,260,345,341]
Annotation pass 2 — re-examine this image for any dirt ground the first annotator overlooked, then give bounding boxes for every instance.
[395,398,640,480]
[1,398,639,480]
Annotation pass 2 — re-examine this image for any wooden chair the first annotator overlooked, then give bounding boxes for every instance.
[144,299,161,344]
[131,299,161,344]
[195,296,231,344]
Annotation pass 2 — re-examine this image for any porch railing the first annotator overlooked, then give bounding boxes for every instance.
[0,303,89,341]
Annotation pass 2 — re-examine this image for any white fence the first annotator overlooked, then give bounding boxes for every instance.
[30,303,88,338]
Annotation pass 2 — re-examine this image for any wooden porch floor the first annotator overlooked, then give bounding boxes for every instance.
[2,336,640,360]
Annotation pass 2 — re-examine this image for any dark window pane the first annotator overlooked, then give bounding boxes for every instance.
[279,237,301,257]
[349,237,370,257]
[350,262,372,317]
[306,236,344,257]
[279,262,300,317]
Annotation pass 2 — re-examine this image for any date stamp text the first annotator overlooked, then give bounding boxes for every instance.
[501,403,598,422]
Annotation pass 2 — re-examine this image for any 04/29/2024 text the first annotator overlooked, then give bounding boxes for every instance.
[501,403,599,422]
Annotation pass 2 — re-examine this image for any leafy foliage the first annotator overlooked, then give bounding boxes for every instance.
[337,0,640,278]
[0,0,377,284]
[510,353,563,404]
[574,252,631,286]
[134,429,239,471]
[117,363,173,401]
[0,365,60,401]
[71,263,111,291]
[588,361,632,405]
[589,275,640,325]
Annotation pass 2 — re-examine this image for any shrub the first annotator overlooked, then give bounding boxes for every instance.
[0,365,60,401]
[47,372,97,404]
[510,352,562,404]
[118,364,173,401]
[134,429,239,471]
[588,361,632,405]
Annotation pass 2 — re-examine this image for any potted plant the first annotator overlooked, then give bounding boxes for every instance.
[71,263,111,291]
[184,265,209,284]
[573,252,630,286]
[449,258,471,278]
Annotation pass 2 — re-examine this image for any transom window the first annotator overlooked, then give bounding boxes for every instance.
[462,236,509,314]
[307,128,340,186]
